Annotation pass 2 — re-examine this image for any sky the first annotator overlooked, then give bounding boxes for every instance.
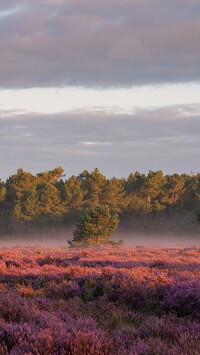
[1,0,200,180]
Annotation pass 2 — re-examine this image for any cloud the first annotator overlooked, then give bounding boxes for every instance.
[1,85,200,115]
[81,141,113,146]
[0,104,200,180]
[0,0,200,88]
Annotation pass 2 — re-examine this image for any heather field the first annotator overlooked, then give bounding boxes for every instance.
[0,245,200,354]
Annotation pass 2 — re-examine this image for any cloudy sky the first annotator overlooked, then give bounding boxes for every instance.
[1,0,200,180]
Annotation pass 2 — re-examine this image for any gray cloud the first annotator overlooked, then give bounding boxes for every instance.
[0,105,200,180]
[0,0,200,87]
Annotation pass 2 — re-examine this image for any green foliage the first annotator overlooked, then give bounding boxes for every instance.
[78,168,107,206]
[2,168,64,230]
[141,170,165,212]
[36,167,65,183]
[101,177,129,213]
[35,182,64,226]
[60,175,87,212]
[69,205,119,247]
[0,182,6,202]
[161,174,186,211]
[0,167,200,232]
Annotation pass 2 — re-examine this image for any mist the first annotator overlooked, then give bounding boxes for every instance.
[0,217,199,248]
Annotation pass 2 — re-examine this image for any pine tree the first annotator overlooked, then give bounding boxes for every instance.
[78,168,107,207]
[62,175,87,212]
[36,167,65,183]
[36,182,64,225]
[68,205,119,247]
[4,169,38,229]
[161,174,186,212]
[0,181,6,202]
[101,177,129,213]
[141,170,165,212]
[124,172,147,212]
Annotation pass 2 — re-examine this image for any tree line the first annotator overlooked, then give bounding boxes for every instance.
[0,167,199,232]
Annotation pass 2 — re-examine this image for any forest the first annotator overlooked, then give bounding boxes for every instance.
[0,167,199,234]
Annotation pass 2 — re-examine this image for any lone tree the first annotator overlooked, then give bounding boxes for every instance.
[68,205,119,247]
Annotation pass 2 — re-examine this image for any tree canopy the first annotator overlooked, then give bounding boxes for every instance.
[0,167,199,232]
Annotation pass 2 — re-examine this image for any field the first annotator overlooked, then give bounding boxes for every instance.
[0,245,199,354]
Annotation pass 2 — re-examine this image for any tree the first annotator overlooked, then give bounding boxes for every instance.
[11,187,39,226]
[123,172,147,213]
[61,175,87,212]
[161,174,185,212]
[68,205,119,247]
[141,170,165,212]
[36,167,65,183]
[35,182,64,226]
[78,168,107,207]
[101,177,129,213]
[0,181,6,202]
[4,169,38,229]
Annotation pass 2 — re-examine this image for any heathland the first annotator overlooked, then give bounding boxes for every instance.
[0,245,199,354]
